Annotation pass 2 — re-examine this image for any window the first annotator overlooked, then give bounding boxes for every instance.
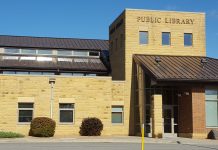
[20,56,36,60]
[29,72,42,75]
[206,88,218,127]
[112,106,123,124]
[72,73,84,76]
[86,74,96,76]
[42,72,55,75]
[139,31,148,44]
[5,48,20,54]
[21,49,36,54]
[115,38,118,50]
[89,51,99,57]
[57,58,72,62]
[162,32,171,45]
[60,73,73,76]
[38,50,53,55]
[59,103,74,123]
[18,103,34,123]
[2,71,16,74]
[2,56,19,60]
[73,51,89,57]
[184,33,193,46]
[120,34,124,48]
[110,42,113,51]
[37,57,52,61]
[57,50,72,56]
[16,71,29,75]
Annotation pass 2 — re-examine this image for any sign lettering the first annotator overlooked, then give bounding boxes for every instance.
[137,16,194,25]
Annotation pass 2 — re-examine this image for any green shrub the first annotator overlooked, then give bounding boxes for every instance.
[79,117,103,136]
[29,117,56,137]
[0,131,24,138]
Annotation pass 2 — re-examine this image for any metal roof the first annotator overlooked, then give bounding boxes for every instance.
[0,57,108,73]
[0,35,109,51]
[134,54,218,82]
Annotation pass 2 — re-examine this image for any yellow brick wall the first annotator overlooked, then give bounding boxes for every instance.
[109,9,206,136]
[110,81,127,135]
[0,75,125,136]
[151,95,163,138]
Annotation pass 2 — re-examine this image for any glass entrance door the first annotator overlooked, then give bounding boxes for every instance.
[163,108,172,133]
[163,106,178,137]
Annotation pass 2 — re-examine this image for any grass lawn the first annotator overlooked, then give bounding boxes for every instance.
[0,131,24,138]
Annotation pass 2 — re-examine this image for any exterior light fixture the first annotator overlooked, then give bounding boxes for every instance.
[184,92,190,96]
[155,56,161,66]
[49,78,56,119]
[155,56,161,63]
[201,58,207,68]
[177,93,182,97]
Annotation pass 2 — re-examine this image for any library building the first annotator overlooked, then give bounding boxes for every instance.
[0,9,218,139]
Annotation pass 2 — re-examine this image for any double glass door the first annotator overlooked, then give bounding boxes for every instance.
[163,106,178,136]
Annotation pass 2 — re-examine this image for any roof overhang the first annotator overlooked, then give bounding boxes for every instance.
[134,54,218,83]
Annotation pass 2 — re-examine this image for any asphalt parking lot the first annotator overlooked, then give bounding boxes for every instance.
[0,142,218,150]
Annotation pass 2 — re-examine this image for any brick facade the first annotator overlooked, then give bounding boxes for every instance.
[178,86,207,138]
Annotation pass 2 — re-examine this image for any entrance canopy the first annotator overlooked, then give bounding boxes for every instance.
[134,54,218,83]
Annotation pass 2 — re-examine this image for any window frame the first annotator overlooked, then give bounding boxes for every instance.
[162,32,171,46]
[59,103,75,124]
[139,31,148,45]
[111,106,124,125]
[184,33,193,47]
[18,103,34,124]
[205,87,218,128]
[4,48,20,54]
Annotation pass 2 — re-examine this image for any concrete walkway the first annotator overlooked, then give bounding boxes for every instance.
[0,136,218,145]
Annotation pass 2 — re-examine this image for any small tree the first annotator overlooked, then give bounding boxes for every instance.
[29,117,56,137]
[79,117,103,136]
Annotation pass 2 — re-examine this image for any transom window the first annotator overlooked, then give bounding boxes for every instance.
[112,106,124,124]
[59,103,74,123]
[3,48,99,57]
[73,51,89,56]
[37,50,53,55]
[21,49,37,54]
[18,103,34,123]
[206,88,218,127]
[162,32,171,45]
[184,33,193,46]
[57,50,72,56]
[5,48,20,54]
[139,31,148,45]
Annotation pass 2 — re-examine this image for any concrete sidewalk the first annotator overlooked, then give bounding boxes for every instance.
[0,136,218,145]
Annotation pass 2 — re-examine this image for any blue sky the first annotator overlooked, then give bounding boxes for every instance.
[0,0,217,58]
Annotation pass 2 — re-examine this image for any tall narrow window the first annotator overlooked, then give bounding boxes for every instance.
[184,33,193,46]
[115,38,118,50]
[18,103,34,123]
[112,106,124,124]
[206,88,218,127]
[59,103,74,123]
[139,31,148,45]
[120,34,124,48]
[162,32,170,45]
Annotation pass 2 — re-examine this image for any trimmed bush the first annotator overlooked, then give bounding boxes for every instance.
[79,117,103,136]
[29,117,56,137]
[0,131,24,138]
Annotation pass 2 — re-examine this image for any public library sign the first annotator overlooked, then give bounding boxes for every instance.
[137,16,194,24]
